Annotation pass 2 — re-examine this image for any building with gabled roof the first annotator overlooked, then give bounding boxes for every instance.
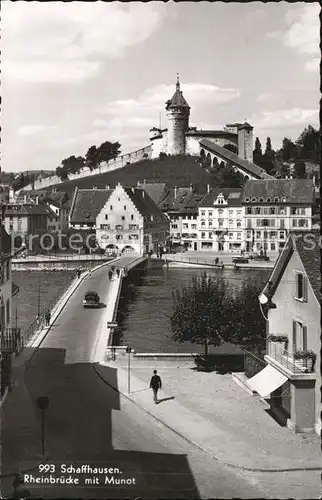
[96,183,169,254]
[69,187,113,229]
[137,182,168,206]
[254,231,321,435]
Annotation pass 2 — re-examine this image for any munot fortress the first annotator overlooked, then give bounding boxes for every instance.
[23,76,271,192]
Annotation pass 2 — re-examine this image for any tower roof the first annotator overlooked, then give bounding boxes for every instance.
[165,74,190,110]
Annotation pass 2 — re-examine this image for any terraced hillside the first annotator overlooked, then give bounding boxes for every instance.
[51,155,218,193]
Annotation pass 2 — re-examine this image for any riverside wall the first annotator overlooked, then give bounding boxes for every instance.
[22,145,152,192]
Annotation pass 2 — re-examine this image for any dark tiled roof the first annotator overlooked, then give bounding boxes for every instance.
[139,183,168,205]
[69,188,113,224]
[1,224,12,256]
[166,81,190,110]
[242,179,314,204]
[185,130,237,138]
[200,188,243,207]
[238,122,253,130]
[199,138,272,179]
[158,188,206,214]
[5,204,49,216]
[262,231,321,302]
[294,231,321,302]
[123,187,169,225]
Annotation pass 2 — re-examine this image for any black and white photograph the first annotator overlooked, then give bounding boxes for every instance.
[0,1,321,499]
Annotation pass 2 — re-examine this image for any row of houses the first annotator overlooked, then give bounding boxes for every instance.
[69,178,318,255]
[1,178,319,256]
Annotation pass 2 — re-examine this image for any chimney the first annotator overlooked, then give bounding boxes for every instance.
[207,184,210,194]
[24,195,27,204]
[36,196,39,205]
[174,186,177,199]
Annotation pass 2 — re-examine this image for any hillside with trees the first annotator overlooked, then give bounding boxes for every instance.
[50,154,245,193]
[253,124,320,180]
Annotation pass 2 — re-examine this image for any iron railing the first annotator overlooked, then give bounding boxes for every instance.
[243,349,266,378]
[0,328,21,354]
[267,341,315,374]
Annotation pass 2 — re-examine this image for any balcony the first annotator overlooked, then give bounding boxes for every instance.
[265,341,316,380]
[0,328,21,354]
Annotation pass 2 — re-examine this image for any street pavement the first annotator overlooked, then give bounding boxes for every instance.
[1,263,269,499]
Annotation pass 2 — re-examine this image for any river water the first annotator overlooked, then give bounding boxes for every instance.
[12,270,75,334]
[117,261,270,353]
[13,263,270,352]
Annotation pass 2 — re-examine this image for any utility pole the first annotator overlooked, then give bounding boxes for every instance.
[0,200,5,337]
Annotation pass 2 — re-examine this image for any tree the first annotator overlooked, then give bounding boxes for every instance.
[97,141,121,163]
[223,143,238,154]
[261,137,276,175]
[253,137,263,166]
[296,125,320,162]
[281,137,298,161]
[228,279,266,354]
[85,145,100,171]
[211,163,245,188]
[171,273,236,356]
[61,155,85,175]
[56,166,68,180]
[293,160,306,179]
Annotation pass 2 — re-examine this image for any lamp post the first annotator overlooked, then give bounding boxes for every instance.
[37,272,41,317]
[126,345,131,394]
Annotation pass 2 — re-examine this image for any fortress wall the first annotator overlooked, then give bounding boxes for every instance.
[186,135,238,156]
[23,145,152,192]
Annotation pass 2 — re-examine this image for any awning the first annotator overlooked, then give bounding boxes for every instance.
[247,364,288,398]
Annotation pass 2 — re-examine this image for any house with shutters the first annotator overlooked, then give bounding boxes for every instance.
[252,231,321,434]
[197,188,244,251]
[242,179,314,254]
[96,183,169,254]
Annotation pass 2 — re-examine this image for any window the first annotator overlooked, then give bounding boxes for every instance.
[270,243,276,251]
[201,232,206,239]
[255,207,261,215]
[229,219,233,226]
[115,225,123,230]
[269,207,276,215]
[228,232,233,239]
[298,219,308,228]
[246,231,252,239]
[295,272,307,301]
[236,211,242,217]
[270,231,277,239]
[183,223,188,229]
[100,224,110,230]
[6,299,10,324]
[201,211,206,217]
[116,234,123,240]
[237,233,241,240]
[279,207,286,215]
[256,231,261,238]
[209,211,213,217]
[110,205,113,210]
[279,231,285,239]
[237,220,241,228]
[219,220,223,227]
[124,205,127,210]
[292,320,307,351]
[280,219,285,229]
[129,224,139,230]
[292,219,298,227]
[247,207,252,215]
[131,215,134,220]
[172,224,178,229]
[262,219,269,226]
[246,219,252,229]
[191,224,197,229]
[201,222,205,227]
[131,234,139,240]
[259,197,264,202]
[121,216,125,221]
[229,210,233,217]
[209,221,213,227]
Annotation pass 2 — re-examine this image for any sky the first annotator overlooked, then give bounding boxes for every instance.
[1,1,320,173]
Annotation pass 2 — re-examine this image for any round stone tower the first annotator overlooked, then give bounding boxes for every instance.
[165,75,190,155]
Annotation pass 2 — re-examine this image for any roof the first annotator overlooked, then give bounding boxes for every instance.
[242,179,314,204]
[238,122,253,130]
[262,231,321,303]
[138,183,168,205]
[158,188,206,214]
[5,203,49,216]
[1,224,12,256]
[123,187,169,225]
[185,129,237,138]
[200,188,243,207]
[199,138,272,179]
[165,78,190,110]
[45,191,71,208]
[69,188,113,224]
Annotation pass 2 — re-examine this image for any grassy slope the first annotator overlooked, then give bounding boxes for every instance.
[52,155,217,193]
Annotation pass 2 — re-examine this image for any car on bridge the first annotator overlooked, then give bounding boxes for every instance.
[82,291,100,308]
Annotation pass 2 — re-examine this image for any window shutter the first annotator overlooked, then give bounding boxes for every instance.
[303,325,308,351]
[292,320,296,352]
[303,275,308,302]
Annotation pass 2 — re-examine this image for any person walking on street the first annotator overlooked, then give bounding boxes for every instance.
[215,257,219,266]
[116,268,120,278]
[77,269,81,279]
[45,310,51,326]
[108,270,113,281]
[149,370,162,404]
